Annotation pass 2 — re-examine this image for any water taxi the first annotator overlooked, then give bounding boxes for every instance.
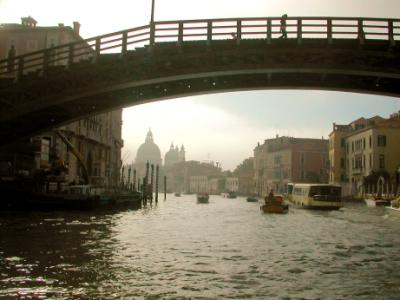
[287,183,342,210]
[260,195,288,214]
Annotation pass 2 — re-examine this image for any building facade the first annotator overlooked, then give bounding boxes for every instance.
[253,135,329,196]
[0,17,123,186]
[329,113,400,196]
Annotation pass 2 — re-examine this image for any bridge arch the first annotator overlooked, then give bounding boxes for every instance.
[0,16,399,144]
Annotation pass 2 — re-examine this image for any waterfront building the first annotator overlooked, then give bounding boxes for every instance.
[329,113,400,196]
[253,142,268,196]
[0,17,123,186]
[233,157,254,196]
[190,176,209,193]
[253,135,329,196]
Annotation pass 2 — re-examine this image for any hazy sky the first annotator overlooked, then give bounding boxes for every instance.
[1,0,400,170]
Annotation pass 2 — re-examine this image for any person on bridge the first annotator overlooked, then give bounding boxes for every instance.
[280,14,288,39]
[7,45,16,72]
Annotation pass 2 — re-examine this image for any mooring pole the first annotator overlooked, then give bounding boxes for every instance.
[127,166,131,191]
[155,165,159,203]
[164,175,167,200]
[150,164,154,202]
[133,169,136,191]
[144,161,150,202]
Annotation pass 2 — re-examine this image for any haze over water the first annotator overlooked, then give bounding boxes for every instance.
[1,196,400,299]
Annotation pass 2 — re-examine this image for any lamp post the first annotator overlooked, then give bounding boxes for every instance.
[149,0,156,47]
[150,0,155,24]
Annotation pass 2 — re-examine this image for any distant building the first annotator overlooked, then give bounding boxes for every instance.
[0,17,123,185]
[225,177,239,192]
[253,135,329,196]
[329,113,400,196]
[190,176,208,193]
[164,143,185,168]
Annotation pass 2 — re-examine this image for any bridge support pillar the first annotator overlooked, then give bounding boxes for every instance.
[297,20,302,45]
[267,18,272,45]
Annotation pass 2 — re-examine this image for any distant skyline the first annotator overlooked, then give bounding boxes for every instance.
[1,0,400,170]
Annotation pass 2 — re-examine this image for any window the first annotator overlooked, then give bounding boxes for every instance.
[352,141,354,153]
[377,135,386,147]
[340,158,345,169]
[363,138,365,149]
[369,135,372,148]
[369,153,372,168]
[379,155,385,169]
[341,138,345,148]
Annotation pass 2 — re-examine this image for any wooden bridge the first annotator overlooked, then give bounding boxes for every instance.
[0,16,400,144]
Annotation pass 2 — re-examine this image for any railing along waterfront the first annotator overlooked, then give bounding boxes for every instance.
[1,16,399,80]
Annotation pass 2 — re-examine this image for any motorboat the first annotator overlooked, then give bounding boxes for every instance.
[364,195,391,207]
[227,192,237,198]
[197,193,209,203]
[387,197,400,213]
[260,195,289,214]
[246,196,258,202]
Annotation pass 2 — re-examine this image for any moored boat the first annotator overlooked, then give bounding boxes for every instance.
[260,195,288,214]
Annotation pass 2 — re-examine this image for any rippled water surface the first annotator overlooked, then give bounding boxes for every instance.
[1,195,400,299]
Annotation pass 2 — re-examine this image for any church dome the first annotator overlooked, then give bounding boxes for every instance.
[135,129,162,165]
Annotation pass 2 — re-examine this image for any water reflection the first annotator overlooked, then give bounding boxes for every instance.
[1,196,400,299]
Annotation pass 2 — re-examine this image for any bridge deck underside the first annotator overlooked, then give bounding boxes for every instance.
[0,38,399,145]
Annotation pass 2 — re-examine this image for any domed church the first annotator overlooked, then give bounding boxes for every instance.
[133,129,162,179]
[164,143,185,168]
[135,129,162,166]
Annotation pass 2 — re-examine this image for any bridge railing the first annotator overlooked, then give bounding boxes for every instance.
[0,16,399,80]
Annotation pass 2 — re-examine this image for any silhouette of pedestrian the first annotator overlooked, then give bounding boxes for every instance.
[280,14,288,38]
[7,45,16,72]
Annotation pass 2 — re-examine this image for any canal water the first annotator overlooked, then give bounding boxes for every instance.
[1,195,400,299]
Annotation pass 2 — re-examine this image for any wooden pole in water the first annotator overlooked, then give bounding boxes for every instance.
[133,169,136,191]
[150,164,154,202]
[127,166,131,191]
[155,164,159,203]
[144,161,150,202]
[164,175,167,200]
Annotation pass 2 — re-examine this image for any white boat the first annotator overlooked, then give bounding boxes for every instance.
[364,196,391,207]
[287,183,342,210]
[387,197,400,213]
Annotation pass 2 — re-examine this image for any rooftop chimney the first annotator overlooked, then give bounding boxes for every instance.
[73,21,80,35]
